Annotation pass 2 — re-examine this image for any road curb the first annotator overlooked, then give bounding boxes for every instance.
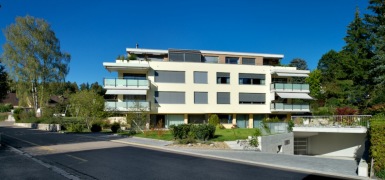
[2,139,80,180]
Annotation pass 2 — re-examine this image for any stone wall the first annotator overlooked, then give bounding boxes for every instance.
[260,132,293,154]
[14,123,61,132]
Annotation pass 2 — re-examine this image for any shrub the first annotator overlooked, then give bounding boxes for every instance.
[208,114,220,126]
[0,104,13,112]
[370,115,385,177]
[128,129,137,136]
[178,137,196,144]
[170,124,191,140]
[90,123,102,132]
[249,129,262,147]
[67,123,84,133]
[13,108,23,121]
[111,122,121,133]
[335,106,358,115]
[287,120,294,132]
[190,124,216,141]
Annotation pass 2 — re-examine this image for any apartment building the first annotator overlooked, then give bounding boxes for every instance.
[103,48,312,128]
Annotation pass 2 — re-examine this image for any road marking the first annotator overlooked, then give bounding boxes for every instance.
[66,154,87,162]
[1,133,55,151]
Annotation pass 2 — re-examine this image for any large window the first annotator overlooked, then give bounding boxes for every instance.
[242,58,255,65]
[155,91,185,104]
[123,95,146,101]
[239,93,265,104]
[203,56,219,63]
[155,71,185,83]
[217,92,230,104]
[218,114,232,124]
[169,49,202,62]
[194,71,208,84]
[194,92,208,104]
[239,73,265,85]
[225,57,239,64]
[217,72,230,84]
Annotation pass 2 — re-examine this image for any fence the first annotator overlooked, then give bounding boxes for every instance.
[291,115,372,128]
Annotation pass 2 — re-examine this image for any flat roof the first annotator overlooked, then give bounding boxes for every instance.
[126,48,284,59]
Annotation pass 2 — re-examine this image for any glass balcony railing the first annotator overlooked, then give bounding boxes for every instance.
[270,103,310,111]
[105,101,150,111]
[104,78,149,88]
[271,83,309,92]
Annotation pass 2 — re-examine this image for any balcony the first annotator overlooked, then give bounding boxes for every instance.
[291,115,371,133]
[104,78,150,89]
[270,103,310,112]
[271,83,309,93]
[105,101,150,111]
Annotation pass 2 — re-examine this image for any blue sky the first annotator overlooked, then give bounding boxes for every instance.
[0,0,370,85]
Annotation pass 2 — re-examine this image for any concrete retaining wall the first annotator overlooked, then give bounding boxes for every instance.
[260,132,294,154]
[14,123,61,132]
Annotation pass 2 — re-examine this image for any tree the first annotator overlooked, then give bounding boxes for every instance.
[69,90,105,130]
[289,58,308,70]
[0,62,9,100]
[366,0,385,85]
[1,15,70,110]
[90,82,106,96]
[79,82,90,91]
[305,69,322,99]
[126,102,149,133]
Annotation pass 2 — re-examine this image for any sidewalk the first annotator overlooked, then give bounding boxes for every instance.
[81,133,362,179]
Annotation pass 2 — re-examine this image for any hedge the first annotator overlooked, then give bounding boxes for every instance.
[370,115,385,178]
[170,124,215,141]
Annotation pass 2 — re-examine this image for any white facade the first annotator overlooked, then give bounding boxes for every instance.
[103,48,312,128]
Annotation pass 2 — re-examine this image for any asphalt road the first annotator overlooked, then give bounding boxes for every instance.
[0,126,346,180]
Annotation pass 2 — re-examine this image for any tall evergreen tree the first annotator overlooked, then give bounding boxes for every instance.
[342,8,373,109]
[366,0,385,85]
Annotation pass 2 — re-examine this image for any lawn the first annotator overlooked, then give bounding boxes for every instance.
[131,128,258,142]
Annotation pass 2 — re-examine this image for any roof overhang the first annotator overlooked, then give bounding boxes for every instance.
[103,62,150,72]
[277,93,313,100]
[105,90,147,95]
[271,69,310,77]
[126,48,284,59]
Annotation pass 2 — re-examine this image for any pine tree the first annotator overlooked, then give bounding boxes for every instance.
[365,0,385,85]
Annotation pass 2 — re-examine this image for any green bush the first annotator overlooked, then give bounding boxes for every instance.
[111,122,121,133]
[208,114,220,126]
[13,108,23,121]
[190,124,216,141]
[67,123,84,133]
[170,124,192,140]
[0,104,13,112]
[178,137,196,144]
[370,115,385,178]
[90,123,102,132]
[127,129,136,136]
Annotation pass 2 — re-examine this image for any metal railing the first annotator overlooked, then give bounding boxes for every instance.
[271,83,309,92]
[104,101,150,111]
[271,103,310,111]
[291,115,372,128]
[104,78,149,88]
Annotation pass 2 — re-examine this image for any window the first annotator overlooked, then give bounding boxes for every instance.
[194,92,208,104]
[155,71,185,83]
[123,95,146,101]
[217,72,230,84]
[188,114,207,124]
[239,73,265,85]
[123,73,146,80]
[272,78,288,83]
[155,91,185,104]
[225,57,239,64]
[263,58,279,66]
[217,92,230,104]
[203,56,219,63]
[169,49,202,62]
[239,93,265,104]
[194,71,208,84]
[218,114,232,124]
[242,58,255,65]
